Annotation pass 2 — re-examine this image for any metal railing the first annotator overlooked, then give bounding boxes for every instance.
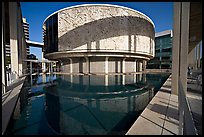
[178,79,197,135]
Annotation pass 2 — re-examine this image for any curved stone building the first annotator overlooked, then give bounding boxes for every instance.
[43,4,155,74]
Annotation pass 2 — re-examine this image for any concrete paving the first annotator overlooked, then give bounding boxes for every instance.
[126,69,202,135]
[2,76,26,135]
[126,76,179,135]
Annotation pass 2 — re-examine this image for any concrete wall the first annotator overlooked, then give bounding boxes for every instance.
[7,2,27,77]
[44,5,155,74]
[57,5,154,58]
[17,4,27,75]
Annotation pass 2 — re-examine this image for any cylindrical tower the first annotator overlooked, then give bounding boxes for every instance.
[43,4,155,74]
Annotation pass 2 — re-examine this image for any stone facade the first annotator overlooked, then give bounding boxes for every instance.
[43,4,155,74]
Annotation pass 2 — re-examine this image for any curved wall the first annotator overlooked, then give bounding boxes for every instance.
[43,4,155,74]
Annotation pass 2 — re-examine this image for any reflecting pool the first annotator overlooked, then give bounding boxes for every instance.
[5,73,170,135]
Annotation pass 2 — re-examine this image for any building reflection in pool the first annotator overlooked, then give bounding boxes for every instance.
[5,73,169,135]
[44,74,157,135]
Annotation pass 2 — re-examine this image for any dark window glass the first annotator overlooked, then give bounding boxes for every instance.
[4,2,10,45]
[44,14,58,54]
[49,16,53,52]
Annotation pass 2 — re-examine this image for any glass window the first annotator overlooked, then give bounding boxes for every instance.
[44,14,58,54]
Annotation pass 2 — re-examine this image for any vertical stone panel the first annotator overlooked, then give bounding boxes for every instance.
[125,59,135,73]
[90,57,105,73]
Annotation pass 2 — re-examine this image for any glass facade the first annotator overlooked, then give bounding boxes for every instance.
[43,14,58,54]
[147,33,172,69]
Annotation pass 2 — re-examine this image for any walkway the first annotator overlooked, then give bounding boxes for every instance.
[126,69,202,135]
[126,75,179,135]
[2,76,26,135]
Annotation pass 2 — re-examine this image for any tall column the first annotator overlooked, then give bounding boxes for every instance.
[17,7,24,76]
[70,58,73,74]
[134,59,137,72]
[142,60,147,71]
[122,58,126,73]
[42,52,46,73]
[105,57,109,74]
[172,0,180,96]
[2,3,7,94]
[139,62,143,72]
[10,3,19,77]
[173,3,197,135]
[172,2,189,95]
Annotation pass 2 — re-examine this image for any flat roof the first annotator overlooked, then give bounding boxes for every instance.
[155,30,173,38]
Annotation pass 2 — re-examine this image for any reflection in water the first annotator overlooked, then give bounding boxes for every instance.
[42,74,46,83]
[5,73,170,135]
[43,74,167,135]
[45,89,60,133]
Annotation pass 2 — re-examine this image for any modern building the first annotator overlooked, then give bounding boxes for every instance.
[2,2,27,94]
[42,4,155,74]
[22,18,29,40]
[22,17,30,56]
[147,30,172,69]
[3,17,30,68]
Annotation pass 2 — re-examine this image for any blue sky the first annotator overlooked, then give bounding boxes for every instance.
[20,2,173,60]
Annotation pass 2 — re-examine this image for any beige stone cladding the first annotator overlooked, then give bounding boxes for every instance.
[43,4,155,74]
[57,5,155,57]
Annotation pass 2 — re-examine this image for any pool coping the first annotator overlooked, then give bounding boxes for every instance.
[43,71,170,76]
